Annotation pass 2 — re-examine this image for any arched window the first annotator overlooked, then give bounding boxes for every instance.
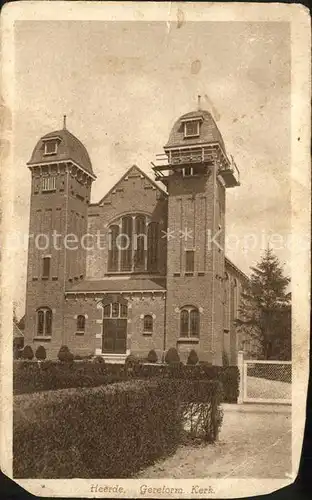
[224,273,230,330]
[102,301,128,319]
[77,315,85,333]
[180,306,200,338]
[107,215,159,273]
[143,315,153,333]
[36,307,52,336]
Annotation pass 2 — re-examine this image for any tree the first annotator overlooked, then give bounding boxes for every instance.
[236,248,291,360]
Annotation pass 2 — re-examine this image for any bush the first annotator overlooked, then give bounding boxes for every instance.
[13,346,22,360]
[35,345,47,361]
[165,347,180,365]
[187,349,199,365]
[22,345,34,360]
[147,349,158,363]
[57,346,74,363]
[93,355,105,364]
[13,379,183,478]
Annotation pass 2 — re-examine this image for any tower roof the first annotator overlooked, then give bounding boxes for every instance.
[27,128,94,176]
[165,109,226,151]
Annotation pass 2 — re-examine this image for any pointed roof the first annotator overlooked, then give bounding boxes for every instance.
[96,165,167,206]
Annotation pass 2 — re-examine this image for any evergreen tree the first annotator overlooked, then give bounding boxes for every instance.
[236,248,291,360]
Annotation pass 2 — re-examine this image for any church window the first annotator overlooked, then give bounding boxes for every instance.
[184,120,200,138]
[44,140,58,155]
[180,306,200,338]
[143,315,153,333]
[107,215,159,274]
[76,315,85,334]
[185,250,195,273]
[36,307,52,337]
[42,256,51,279]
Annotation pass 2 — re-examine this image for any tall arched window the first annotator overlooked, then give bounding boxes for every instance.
[143,315,153,333]
[180,306,200,338]
[77,315,86,333]
[36,307,52,336]
[107,214,159,273]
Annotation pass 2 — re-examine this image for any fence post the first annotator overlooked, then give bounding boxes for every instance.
[237,350,244,404]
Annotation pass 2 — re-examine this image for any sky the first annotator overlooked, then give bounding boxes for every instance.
[13,20,291,317]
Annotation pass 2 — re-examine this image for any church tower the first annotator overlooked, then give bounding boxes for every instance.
[24,118,96,357]
[153,101,240,365]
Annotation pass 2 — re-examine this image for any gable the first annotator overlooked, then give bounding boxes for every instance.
[96,165,167,206]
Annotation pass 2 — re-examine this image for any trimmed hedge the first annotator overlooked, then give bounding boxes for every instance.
[14,378,223,478]
[13,379,183,478]
[13,360,239,403]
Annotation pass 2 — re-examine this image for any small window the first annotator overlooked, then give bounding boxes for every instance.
[183,166,194,177]
[76,315,85,334]
[184,121,200,138]
[42,176,56,192]
[42,257,51,279]
[185,250,195,273]
[143,315,153,333]
[44,140,58,155]
[36,307,52,337]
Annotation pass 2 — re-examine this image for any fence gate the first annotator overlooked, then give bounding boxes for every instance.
[239,355,291,404]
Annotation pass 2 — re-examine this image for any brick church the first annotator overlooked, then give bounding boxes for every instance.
[24,106,248,365]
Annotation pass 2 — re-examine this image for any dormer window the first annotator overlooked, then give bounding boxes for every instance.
[44,140,58,156]
[184,120,200,138]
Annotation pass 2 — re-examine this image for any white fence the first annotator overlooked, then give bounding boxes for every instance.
[238,352,292,405]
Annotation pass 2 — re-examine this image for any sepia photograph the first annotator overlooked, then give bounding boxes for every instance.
[0,2,310,498]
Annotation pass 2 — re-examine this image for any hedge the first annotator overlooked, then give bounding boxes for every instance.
[13,360,239,403]
[13,378,223,478]
[13,379,183,478]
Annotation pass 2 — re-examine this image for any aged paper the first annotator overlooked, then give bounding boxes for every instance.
[0,1,310,498]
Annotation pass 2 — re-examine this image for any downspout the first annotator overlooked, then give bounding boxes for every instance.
[211,158,216,364]
[62,165,69,343]
[162,290,167,363]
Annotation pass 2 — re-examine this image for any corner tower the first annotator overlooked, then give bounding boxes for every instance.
[153,104,240,365]
[24,119,96,357]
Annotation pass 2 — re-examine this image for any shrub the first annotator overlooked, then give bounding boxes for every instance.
[147,349,158,364]
[187,349,199,366]
[165,347,180,365]
[13,346,22,360]
[13,379,183,478]
[93,355,105,364]
[35,345,47,361]
[22,345,34,360]
[57,346,74,363]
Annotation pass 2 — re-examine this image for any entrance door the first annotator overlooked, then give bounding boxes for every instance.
[102,318,127,353]
[101,296,128,354]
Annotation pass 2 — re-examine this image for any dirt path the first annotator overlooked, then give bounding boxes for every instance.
[136,404,291,479]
